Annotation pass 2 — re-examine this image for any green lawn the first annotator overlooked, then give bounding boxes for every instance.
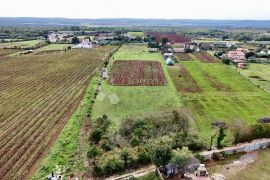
[0,40,44,49]
[92,44,182,131]
[127,32,145,37]
[168,61,270,139]
[238,63,270,94]
[35,44,71,52]
[110,44,161,61]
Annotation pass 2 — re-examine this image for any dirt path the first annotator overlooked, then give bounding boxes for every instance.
[216,151,259,176]
[106,165,156,180]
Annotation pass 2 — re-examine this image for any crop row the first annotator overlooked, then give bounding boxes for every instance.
[0,46,116,179]
[109,60,167,86]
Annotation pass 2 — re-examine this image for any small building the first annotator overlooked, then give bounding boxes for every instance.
[174,47,186,53]
[166,58,174,65]
[226,42,236,48]
[148,48,158,53]
[164,53,174,59]
[227,50,246,60]
[195,164,209,177]
[101,68,108,79]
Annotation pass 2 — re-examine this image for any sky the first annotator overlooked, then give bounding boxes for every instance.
[1,0,270,20]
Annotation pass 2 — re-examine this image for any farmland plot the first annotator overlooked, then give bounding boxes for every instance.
[0,46,115,179]
[0,49,21,57]
[149,32,189,43]
[109,60,167,86]
[192,52,218,63]
[176,53,193,61]
[239,63,270,94]
[93,44,181,130]
[168,65,202,92]
[0,40,44,49]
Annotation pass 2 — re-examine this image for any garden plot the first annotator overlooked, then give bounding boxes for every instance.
[109,60,167,86]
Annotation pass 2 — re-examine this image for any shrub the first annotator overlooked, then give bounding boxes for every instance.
[90,128,104,144]
[212,152,221,160]
[100,138,113,152]
[222,58,231,65]
[95,151,125,176]
[87,145,100,164]
[194,153,205,162]
[137,146,151,164]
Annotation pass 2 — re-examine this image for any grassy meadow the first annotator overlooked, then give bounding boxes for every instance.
[127,31,145,37]
[35,44,71,52]
[238,63,270,94]
[92,44,182,131]
[168,61,270,139]
[0,40,44,49]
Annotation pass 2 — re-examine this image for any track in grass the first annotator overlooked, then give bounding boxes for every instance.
[168,65,202,92]
[0,46,116,179]
[109,60,167,86]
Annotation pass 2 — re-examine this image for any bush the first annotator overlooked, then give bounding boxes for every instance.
[137,146,151,164]
[100,138,113,151]
[212,152,221,160]
[194,153,205,162]
[95,151,125,176]
[222,58,231,65]
[90,128,104,144]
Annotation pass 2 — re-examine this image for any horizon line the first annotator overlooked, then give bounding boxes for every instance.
[1,17,270,21]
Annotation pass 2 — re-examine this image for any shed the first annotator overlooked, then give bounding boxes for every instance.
[166,58,174,65]
[148,48,158,53]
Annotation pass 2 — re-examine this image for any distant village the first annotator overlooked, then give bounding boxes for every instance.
[46,30,270,69]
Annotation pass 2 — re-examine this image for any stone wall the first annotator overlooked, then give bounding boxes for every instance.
[201,138,270,160]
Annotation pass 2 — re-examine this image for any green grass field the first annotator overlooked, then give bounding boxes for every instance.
[127,31,145,37]
[168,61,270,139]
[238,63,270,94]
[110,44,161,61]
[0,40,44,49]
[35,44,71,52]
[92,44,182,131]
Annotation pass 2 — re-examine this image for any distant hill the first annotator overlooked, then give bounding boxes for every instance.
[0,17,270,27]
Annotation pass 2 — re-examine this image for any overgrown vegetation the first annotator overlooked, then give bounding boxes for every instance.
[89,110,206,177]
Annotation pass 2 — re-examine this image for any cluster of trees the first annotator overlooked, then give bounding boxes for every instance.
[88,110,206,177]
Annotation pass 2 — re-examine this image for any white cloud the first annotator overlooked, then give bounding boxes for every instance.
[1,0,270,20]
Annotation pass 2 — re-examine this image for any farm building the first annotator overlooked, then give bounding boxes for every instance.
[72,41,93,49]
[226,50,246,60]
[173,43,186,53]
[148,48,158,52]
[164,53,174,59]
[166,57,174,65]
[48,32,74,43]
[226,42,236,48]
[101,68,108,79]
